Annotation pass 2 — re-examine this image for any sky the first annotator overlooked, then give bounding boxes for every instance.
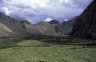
[0,0,93,24]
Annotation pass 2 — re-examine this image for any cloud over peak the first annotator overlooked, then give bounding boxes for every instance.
[0,0,92,23]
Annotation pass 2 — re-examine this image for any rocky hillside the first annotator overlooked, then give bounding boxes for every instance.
[31,21,59,36]
[0,12,35,37]
[70,0,96,39]
[0,13,60,37]
[56,16,78,35]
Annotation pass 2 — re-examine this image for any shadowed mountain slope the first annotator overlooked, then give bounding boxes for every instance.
[56,16,78,35]
[48,20,60,24]
[70,0,96,39]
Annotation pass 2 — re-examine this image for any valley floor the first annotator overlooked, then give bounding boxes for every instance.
[0,37,96,62]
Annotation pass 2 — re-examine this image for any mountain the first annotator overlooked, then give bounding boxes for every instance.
[48,20,60,24]
[56,16,78,35]
[70,0,96,39]
[0,13,60,37]
[32,21,59,36]
[0,12,37,37]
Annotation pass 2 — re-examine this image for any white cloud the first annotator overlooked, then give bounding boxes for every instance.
[58,0,69,4]
[0,0,92,23]
[1,7,12,15]
[4,0,50,9]
[45,18,53,22]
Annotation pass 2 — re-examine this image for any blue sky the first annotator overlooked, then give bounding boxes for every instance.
[0,0,93,23]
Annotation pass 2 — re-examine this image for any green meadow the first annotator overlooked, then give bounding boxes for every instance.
[0,37,96,62]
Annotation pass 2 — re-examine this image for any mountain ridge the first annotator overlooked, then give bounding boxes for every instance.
[70,0,96,39]
[0,13,61,37]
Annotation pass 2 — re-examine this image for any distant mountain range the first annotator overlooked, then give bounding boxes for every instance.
[0,11,76,37]
[0,13,60,37]
[0,0,95,39]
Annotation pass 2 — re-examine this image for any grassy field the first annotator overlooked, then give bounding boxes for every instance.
[0,37,96,62]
